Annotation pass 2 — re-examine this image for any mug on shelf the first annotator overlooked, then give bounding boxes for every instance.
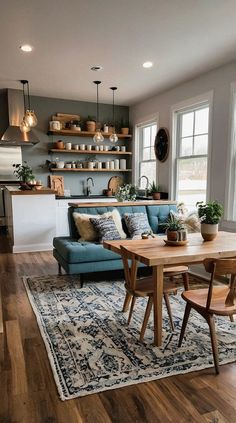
[95,145,100,151]
[104,145,109,151]
[80,144,85,151]
[74,144,79,150]
[65,142,72,150]
[87,145,92,151]
[121,146,126,152]
[99,145,104,151]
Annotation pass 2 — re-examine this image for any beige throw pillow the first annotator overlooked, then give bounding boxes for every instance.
[73,209,126,241]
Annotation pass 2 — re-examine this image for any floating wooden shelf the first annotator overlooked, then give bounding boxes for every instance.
[49,149,132,155]
[50,168,132,173]
[48,129,132,139]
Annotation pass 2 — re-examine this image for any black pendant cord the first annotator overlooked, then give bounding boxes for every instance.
[110,87,117,130]
[23,83,26,114]
[27,81,31,110]
[94,81,101,130]
[97,83,99,125]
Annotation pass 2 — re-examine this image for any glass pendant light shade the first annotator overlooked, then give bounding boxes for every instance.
[25,109,38,127]
[93,80,104,144]
[109,87,118,143]
[20,80,38,129]
[109,133,118,143]
[93,130,104,143]
[20,117,31,133]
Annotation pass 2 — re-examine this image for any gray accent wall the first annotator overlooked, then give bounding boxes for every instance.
[2,91,130,194]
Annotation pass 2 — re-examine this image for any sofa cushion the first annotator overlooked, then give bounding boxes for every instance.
[90,216,121,241]
[146,204,177,233]
[53,237,120,263]
[69,205,147,238]
[124,212,152,238]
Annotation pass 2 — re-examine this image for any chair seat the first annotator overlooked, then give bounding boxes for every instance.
[125,276,178,297]
[164,265,188,275]
[182,286,236,315]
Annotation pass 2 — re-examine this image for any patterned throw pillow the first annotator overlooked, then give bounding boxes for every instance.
[73,209,126,241]
[89,216,121,242]
[124,213,153,238]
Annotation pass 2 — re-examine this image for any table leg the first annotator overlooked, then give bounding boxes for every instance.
[153,264,163,346]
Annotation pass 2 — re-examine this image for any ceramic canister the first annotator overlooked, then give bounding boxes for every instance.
[114,159,119,170]
[120,159,126,170]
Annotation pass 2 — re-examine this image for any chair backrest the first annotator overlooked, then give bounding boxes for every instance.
[203,258,236,309]
[120,245,139,292]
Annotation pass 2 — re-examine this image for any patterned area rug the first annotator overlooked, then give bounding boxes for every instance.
[23,275,236,401]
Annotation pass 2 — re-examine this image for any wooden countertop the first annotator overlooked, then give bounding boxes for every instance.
[5,186,56,195]
[68,200,177,207]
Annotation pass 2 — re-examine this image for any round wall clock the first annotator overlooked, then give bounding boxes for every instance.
[154,127,169,162]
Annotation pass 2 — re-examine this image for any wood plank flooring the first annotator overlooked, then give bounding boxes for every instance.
[0,233,236,422]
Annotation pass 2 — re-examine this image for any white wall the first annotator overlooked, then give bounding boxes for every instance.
[130,61,236,211]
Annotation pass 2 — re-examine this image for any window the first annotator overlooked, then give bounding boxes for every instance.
[138,122,157,189]
[175,104,209,209]
[227,83,236,221]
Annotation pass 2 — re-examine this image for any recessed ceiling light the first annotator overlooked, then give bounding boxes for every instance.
[90,65,103,71]
[20,44,33,52]
[143,61,153,69]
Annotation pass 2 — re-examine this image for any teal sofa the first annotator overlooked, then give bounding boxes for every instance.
[53,201,177,278]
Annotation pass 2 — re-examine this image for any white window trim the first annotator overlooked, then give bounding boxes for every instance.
[224,81,236,221]
[169,91,214,202]
[133,113,159,186]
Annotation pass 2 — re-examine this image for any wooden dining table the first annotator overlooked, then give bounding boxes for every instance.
[103,231,236,347]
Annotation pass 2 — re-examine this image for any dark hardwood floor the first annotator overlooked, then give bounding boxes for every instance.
[0,233,236,422]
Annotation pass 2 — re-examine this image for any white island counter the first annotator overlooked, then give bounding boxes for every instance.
[5,186,57,253]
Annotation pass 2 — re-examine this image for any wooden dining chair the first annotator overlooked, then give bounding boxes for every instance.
[120,245,189,341]
[178,258,236,374]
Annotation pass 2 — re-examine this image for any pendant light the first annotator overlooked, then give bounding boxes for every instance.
[93,81,104,144]
[109,87,118,143]
[24,80,38,127]
[20,80,30,133]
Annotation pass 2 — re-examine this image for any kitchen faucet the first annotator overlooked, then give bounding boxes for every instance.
[86,177,94,196]
[138,175,149,197]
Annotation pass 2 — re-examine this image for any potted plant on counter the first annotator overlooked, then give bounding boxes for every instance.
[196,200,224,241]
[13,162,35,189]
[115,184,137,202]
[86,116,96,132]
[148,181,161,200]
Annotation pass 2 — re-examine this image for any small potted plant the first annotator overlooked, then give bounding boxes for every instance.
[86,116,96,132]
[120,119,129,135]
[13,161,35,189]
[115,184,137,202]
[196,200,224,241]
[149,181,161,200]
[161,213,185,241]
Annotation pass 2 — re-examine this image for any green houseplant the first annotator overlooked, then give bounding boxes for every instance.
[13,162,35,184]
[148,181,161,200]
[115,184,137,202]
[161,213,185,241]
[196,200,224,241]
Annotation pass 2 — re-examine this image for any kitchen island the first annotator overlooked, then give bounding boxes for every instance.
[5,186,57,253]
[4,187,118,252]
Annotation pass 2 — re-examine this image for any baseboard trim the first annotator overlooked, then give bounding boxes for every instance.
[12,243,53,253]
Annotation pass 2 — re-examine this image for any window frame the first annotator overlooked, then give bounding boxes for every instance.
[134,115,159,188]
[170,91,213,205]
[225,82,236,221]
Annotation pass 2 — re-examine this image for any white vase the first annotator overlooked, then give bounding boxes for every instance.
[201,223,218,241]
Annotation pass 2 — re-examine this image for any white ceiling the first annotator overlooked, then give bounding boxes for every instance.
[1,0,236,106]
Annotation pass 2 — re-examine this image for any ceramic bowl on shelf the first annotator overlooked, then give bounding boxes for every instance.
[34,185,43,190]
[56,161,65,169]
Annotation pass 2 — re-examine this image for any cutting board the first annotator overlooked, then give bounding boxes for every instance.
[108,176,124,195]
[49,175,64,196]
